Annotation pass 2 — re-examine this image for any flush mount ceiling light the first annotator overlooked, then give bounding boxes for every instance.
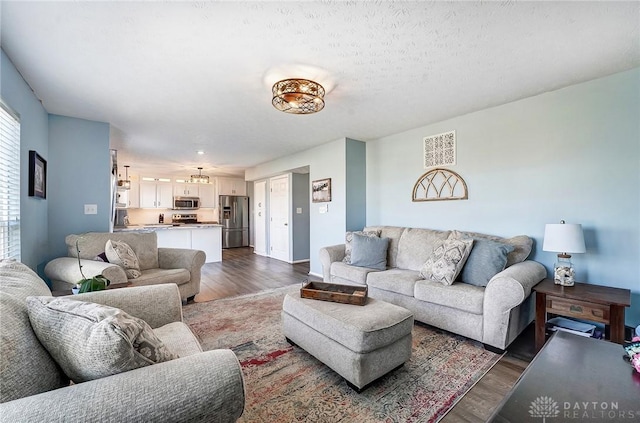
[272,78,325,114]
[189,167,210,184]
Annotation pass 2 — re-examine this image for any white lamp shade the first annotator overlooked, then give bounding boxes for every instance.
[543,223,586,254]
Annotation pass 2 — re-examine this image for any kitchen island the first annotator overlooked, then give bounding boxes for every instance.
[114,224,222,263]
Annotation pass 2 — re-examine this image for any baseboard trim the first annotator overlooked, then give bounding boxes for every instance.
[308,271,323,279]
[291,259,310,264]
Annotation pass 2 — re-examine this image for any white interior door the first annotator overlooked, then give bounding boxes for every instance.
[269,175,290,262]
[254,180,267,256]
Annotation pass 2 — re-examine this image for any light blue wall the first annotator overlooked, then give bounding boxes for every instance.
[47,115,111,260]
[367,68,640,326]
[1,49,50,271]
[246,138,348,276]
[345,138,366,231]
[292,173,310,262]
[2,49,112,273]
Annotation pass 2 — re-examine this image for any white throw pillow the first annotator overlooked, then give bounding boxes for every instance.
[105,239,141,279]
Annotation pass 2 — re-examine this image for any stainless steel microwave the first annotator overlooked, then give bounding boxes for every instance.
[173,197,200,210]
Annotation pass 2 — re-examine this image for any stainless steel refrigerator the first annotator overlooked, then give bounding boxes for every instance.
[219,195,249,248]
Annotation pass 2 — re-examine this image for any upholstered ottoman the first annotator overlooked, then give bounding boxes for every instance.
[282,291,414,391]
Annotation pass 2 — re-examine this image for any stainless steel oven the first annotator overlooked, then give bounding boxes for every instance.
[173,197,200,210]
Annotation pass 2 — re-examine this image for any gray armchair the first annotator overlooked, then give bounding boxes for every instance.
[0,260,245,422]
[44,232,205,302]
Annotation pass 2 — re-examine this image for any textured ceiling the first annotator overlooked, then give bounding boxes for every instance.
[1,1,639,178]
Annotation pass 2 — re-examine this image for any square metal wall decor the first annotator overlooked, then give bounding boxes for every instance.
[423,130,456,168]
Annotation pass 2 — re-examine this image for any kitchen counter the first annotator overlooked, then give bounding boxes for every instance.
[114,224,222,263]
[114,223,222,232]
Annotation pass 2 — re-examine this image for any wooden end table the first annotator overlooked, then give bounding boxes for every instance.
[533,278,631,352]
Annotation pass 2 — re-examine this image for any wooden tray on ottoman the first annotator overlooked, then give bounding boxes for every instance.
[300,281,368,306]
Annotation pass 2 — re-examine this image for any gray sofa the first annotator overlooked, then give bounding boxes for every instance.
[45,232,205,302]
[0,259,244,422]
[319,226,546,350]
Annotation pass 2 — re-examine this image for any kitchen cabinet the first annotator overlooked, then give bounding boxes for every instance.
[198,183,217,208]
[153,226,222,263]
[140,182,172,208]
[217,177,246,196]
[155,228,191,249]
[191,227,222,262]
[173,182,216,208]
[128,181,140,208]
[116,182,139,208]
[173,183,199,197]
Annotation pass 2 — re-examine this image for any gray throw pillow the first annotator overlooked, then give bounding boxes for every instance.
[450,230,532,267]
[27,297,177,383]
[343,229,381,263]
[459,238,515,287]
[349,233,389,270]
[419,238,474,285]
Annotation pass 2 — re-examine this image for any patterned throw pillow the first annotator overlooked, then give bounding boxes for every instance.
[419,238,474,285]
[343,230,382,264]
[105,239,141,279]
[26,297,177,383]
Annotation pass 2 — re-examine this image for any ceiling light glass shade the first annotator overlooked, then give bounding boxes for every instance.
[272,79,325,114]
[189,167,209,184]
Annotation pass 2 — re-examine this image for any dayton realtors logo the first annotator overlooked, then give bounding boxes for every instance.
[529,396,638,421]
[529,396,560,422]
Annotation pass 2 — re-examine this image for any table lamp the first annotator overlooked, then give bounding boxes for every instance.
[542,220,586,286]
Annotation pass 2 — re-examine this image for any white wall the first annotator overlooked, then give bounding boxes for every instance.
[246,138,347,276]
[367,68,640,326]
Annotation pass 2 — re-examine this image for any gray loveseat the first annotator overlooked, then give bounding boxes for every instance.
[45,232,205,302]
[319,226,546,350]
[0,259,244,422]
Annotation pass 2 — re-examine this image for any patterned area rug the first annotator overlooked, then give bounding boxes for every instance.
[182,285,502,423]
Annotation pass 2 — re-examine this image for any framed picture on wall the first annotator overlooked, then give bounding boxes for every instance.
[312,178,331,203]
[28,150,47,199]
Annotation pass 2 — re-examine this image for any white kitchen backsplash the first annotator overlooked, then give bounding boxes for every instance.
[126,208,218,224]
[197,208,218,222]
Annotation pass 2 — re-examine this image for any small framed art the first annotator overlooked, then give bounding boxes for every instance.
[312,178,331,203]
[29,150,47,199]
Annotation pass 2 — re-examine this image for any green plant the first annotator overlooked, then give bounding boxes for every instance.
[75,239,110,293]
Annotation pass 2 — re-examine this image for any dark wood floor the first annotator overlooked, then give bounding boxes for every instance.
[195,247,533,422]
[194,247,317,302]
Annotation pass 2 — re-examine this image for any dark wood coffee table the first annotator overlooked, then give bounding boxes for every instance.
[489,331,640,422]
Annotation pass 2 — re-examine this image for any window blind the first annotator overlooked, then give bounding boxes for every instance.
[0,100,21,260]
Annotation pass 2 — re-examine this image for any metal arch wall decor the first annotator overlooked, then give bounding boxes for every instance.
[412,168,468,202]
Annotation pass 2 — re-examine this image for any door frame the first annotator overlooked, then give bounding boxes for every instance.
[253,180,268,256]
